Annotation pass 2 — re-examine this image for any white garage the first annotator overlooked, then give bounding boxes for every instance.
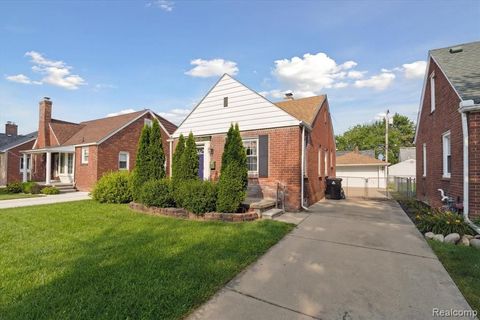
[335,151,389,198]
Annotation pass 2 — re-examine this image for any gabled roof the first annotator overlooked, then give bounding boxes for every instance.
[336,149,375,158]
[0,132,37,152]
[430,41,480,104]
[274,95,326,126]
[336,151,388,166]
[50,119,84,145]
[61,110,149,146]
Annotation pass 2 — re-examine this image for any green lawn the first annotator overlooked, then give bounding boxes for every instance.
[0,200,294,319]
[429,240,480,313]
[0,193,42,201]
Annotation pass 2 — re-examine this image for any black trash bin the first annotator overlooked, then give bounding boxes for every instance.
[326,177,343,200]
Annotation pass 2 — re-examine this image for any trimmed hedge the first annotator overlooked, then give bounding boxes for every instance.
[175,180,217,215]
[139,179,175,208]
[41,186,60,195]
[92,171,133,203]
[22,181,41,194]
[5,182,22,194]
[216,163,246,213]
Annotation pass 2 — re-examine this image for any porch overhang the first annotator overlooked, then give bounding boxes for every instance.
[21,145,75,154]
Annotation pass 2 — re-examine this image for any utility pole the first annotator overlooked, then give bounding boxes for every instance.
[385,109,389,164]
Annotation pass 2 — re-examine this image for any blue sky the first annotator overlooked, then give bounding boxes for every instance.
[1,0,479,135]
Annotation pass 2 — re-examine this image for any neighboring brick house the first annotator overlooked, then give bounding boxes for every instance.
[0,122,37,186]
[173,74,336,211]
[23,97,177,191]
[415,41,480,223]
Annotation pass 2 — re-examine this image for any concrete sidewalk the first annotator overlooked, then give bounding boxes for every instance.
[188,199,475,320]
[0,192,90,209]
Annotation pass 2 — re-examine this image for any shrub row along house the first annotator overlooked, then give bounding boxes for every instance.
[415,41,480,223]
[19,98,176,191]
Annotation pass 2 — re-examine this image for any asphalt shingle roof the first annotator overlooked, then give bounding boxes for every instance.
[430,41,480,104]
[274,95,326,126]
[336,151,388,166]
[0,132,37,152]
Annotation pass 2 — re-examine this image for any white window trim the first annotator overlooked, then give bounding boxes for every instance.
[430,72,435,113]
[242,138,259,174]
[119,151,130,171]
[422,143,427,177]
[442,131,451,178]
[318,148,322,177]
[144,118,153,127]
[324,149,329,177]
[81,147,89,164]
[20,155,31,173]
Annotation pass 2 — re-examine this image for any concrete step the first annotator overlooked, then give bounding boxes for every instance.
[58,188,77,194]
[248,199,276,215]
[262,208,284,220]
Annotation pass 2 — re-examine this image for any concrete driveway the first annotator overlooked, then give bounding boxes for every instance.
[188,199,475,320]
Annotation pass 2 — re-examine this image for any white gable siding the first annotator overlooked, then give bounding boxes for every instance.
[173,75,299,137]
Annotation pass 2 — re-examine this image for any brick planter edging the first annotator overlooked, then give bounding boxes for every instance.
[128,202,259,222]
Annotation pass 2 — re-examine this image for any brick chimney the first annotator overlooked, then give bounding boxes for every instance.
[37,97,52,149]
[5,121,18,137]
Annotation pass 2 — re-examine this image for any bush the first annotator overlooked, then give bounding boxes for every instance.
[41,186,60,195]
[0,187,7,194]
[139,179,175,208]
[416,210,474,236]
[92,171,132,203]
[6,182,22,194]
[216,163,246,213]
[22,181,41,194]
[175,180,217,215]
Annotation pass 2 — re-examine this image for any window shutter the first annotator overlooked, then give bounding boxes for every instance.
[259,135,268,178]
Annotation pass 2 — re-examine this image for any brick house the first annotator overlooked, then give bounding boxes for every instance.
[23,98,177,191]
[172,74,336,211]
[415,41,480,225]
[0,122,37,186]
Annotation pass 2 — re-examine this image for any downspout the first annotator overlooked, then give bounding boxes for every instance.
[168,138,173,177]
[459,100,480,234]
[300,125,309,211]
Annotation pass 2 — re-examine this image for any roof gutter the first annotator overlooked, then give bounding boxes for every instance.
[459,100,480,234]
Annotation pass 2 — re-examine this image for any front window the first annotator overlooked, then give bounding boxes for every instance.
[442,131,451,178]
[243,139,258,173]
[81,147,89,164]
[119,152,129,170]
[144,118,153,127]
[422,143,427,177]
[324,149,329,177]
[20,155,30,172]
[60,153,65,174]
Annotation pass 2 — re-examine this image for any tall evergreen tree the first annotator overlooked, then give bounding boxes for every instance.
[149,119,166,179]
[220,124,248,188]
[132,124,151,200]
[221,125,234,172]
[172,134,185,182]
[181,132,199,180]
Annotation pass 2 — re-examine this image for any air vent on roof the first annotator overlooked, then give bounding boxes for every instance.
[284,92,294,100]
[449,46,463,54]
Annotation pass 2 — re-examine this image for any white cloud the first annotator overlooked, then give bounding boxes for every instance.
[6,51,86,90]
[5,74,41,85]
[271,52,358,95]
[93,83,117,92]
[157,108,191,124]
[354,72,396,91]
[185,58,239,77]
[106,109,136,117]
[347,70,366,79]
[402,60,427,79]
[147,0,174,11]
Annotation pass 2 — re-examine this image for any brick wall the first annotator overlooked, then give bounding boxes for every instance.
[74,114,172,191]
[5,139,36,184]
[75,145,98,191]
[469,112,480,216]
[416,58,464,208]
[305,100,336,205]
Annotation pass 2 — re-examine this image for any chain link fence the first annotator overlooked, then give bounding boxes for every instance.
[339,176,390,200]
[389,176,416,199]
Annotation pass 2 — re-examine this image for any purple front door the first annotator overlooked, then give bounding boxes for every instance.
[197,147,204,180]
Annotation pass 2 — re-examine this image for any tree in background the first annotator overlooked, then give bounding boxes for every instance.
[172,134,185,184]
[149,120,166,180]
[216,123,248,212]
[132,124,152,200]
[335,113,415,164]
[181,132,199,180]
